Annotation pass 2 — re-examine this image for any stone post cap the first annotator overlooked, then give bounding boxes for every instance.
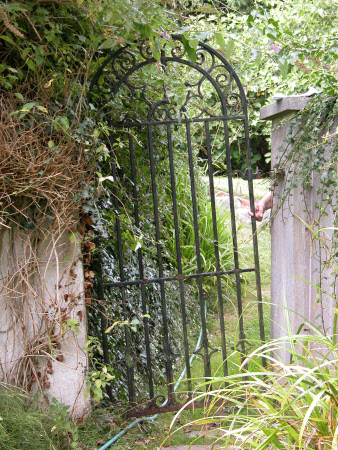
[260,96,312,121]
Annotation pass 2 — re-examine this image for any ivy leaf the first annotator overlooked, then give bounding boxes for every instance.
[35,55,44,66]
[26,59,36,72]
[22,48,30,59]
[92,386,102,401]
[14,92,24,101]
[182,34,197,65]
[68,233,76,244]
[60,116,69,130]
[224,40,235,58]
[84,388,90,398]
[20,102,36,111]
[247,13,255,28]
[278,60,289,79]
[189,38,198,50]
[215,32,226,50]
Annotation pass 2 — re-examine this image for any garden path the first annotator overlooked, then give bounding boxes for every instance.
[161,445,223,449]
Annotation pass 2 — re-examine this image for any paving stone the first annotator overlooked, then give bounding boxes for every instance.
[158,445,224,450]
[191,429,223,438]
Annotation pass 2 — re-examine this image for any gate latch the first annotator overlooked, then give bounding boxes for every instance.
[242,168,262,181]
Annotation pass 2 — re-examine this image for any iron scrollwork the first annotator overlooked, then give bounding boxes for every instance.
[88,36,247,125]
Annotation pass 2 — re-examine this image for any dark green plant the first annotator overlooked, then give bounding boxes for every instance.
[0,388,80,450]
[162,171,234,284]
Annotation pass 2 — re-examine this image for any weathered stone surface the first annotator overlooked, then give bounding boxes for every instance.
[0,226,89,418]
[261,98,337,362]
[260,96,311,121]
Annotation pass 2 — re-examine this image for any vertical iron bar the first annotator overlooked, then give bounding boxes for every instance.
[186,122,211,384]
[110,140,136,405]
[167,124,192,392]
[128,132,155,398]
[205,121,228,376]
[222,120,246,356]
[147,124,174,405]
[96,251,113,401]
[243,117,266,366]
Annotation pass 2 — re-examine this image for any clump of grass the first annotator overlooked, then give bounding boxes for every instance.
[0,387,69,450]
[169,323,338,449]
[0,386,109,450]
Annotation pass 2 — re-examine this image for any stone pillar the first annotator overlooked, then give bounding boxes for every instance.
[260,97,337,362]
[0,225,90,418]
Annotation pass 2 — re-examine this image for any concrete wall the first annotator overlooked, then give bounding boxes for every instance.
[0,225,89,418]
[260,97,337,362]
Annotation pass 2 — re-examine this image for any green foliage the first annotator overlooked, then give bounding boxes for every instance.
[62,318,81,334]
[244,0,338,95]
[172,0,338,173]
[168,226,338,449]
[0,0,175,87]
[0,0,200,403]
[0,388,80,449]
[0,0,180,226]
[0,386,138,449]
[172,325,338,449]
[3,0,335,422]
[88,234,201,403]
[274,95,338,223]
[84,337,115,403]
[162,171,233,285]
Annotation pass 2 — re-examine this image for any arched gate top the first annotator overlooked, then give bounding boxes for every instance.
[88,35,249,127]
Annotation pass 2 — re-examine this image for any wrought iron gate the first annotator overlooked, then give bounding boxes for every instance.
[88,36,265,417]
